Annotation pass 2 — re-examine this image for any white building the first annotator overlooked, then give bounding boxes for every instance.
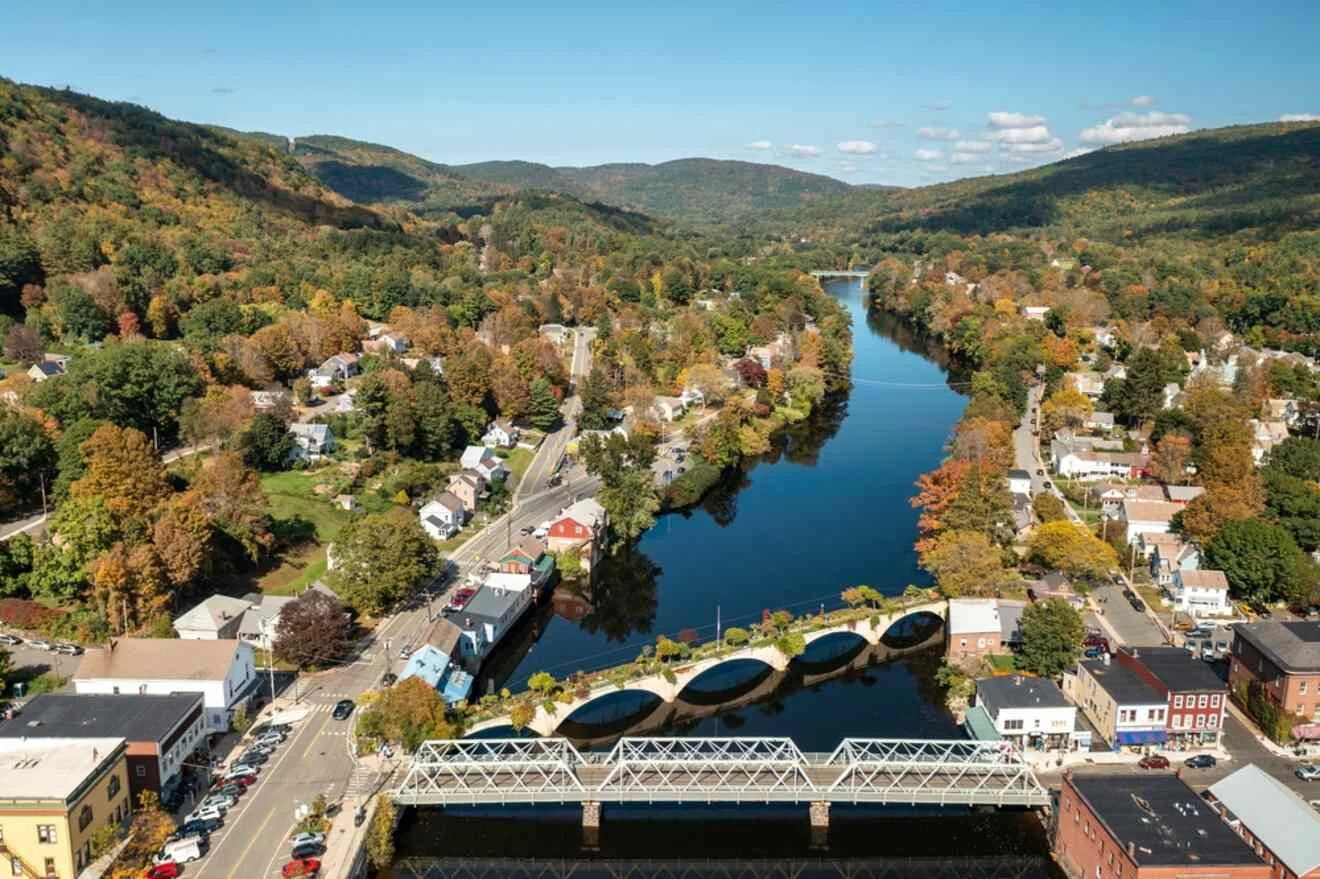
[73,639,257,733]
[1022,305,1049,321]
[420,492,466,540]
[1249,418,1289,465]
[1121,499,1182,545]
[460,445,495,470]
[972,675,1078,751]
[173,595,250,640]
[651,396,685,422]
[1007,469,1032,497]
[482,419,518,449]
[288,423,335,462]
[1169,569,1231,616]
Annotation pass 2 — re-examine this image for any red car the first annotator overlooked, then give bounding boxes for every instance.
[144,863,180,879]
[282,858,321,878]
[1138,754,1170,770]
[445,587,477,613]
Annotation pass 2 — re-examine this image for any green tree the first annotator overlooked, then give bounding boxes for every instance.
[412,381,457,460]
[528,378,559,430]
[238,413,293,471]
[330,509,437,615]
[722,626,750,646]
[1205,518,1301,604]
[1268,437,1320,481]
[0,410,55,513]
[1018,597,1084,677]
[578,367,613,431]
[366,797,396,871]
[1032,492,1067,523]
[918,530,1005,597]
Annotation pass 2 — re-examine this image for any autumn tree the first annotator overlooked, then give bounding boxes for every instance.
[273,590,351,669]
[3,325,42,364]
[70,425,169,523]
[355,677,457,752]
[1028,520,1119,580]
[185,453,273,560]
[911,459,968,544]
[152,496,212,588]
[1040,383,1093,433]
[918,530,1006,597]
[1148,433,1193,484]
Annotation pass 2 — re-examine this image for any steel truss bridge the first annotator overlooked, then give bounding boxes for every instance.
[394,856,1056,879]
[392,737,1049,809]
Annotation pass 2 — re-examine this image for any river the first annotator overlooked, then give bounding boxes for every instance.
[387,281,1064,877]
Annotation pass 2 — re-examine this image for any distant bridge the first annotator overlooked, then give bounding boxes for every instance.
[392,736,1049,812]
[811,270,870,287]
[394,856,1056,879]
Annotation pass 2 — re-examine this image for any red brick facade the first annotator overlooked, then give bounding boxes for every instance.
[1115,649,1227,744]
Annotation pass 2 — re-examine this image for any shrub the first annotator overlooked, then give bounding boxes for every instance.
[0,598,60,632]
[723,626,750,647]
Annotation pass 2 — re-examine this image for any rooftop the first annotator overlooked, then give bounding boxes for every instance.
[1068,774,1264,868]
[1165,485,1205,503]
[1125,647,1227,693]
[947,598,1001,635]
[1176,569,1229,590]
[559,497,606,529]
[1234,621,1320,673]
[457,584,523,627]
[75,638,249,682]
[1121,499,1182,522]
[976,675,1071,713]
[0,737,125,802]
[174,594,250,632]
[1080,659,1164,705]
[0,694,203,743]
[1208,763,1320,877]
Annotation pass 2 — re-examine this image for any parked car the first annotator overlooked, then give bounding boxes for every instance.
[445,587,477,614]
[200,793,236,811]
[224,763,260,779]
[1184,754,1217,769]
[289,832,326,849]
[185,805,224,824]
[211,782,245,799]
[1215,640,1229,655]
[381,672,398,687]
[156,836,206,864]
[1129,597,1146,613]
[239,750,269,764]
[291,841,325,860]
[52,643,83,655]
[1083,646,1106,659]
[332,699,355,720]
[0,633,21,646]
[1138,754,1170,770]
[519,525,534,535]
[1295,764,1320,781]
[1201,647,1217,662]
[226,774,258,788]
[176,818,221,837]
[1122,587,1135,600]
[1249,602,1273,619]
[27,638,53,650]
[144,863,180,879]
[247,722,290,740]
[282,857,321,878]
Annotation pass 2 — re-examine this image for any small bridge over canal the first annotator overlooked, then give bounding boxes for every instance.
[811,270,870,287]
[393,736,1049,818]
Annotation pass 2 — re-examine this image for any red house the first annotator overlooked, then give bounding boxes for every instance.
[1115,646,1228,748]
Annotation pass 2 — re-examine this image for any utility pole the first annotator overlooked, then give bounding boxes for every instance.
[38,472,47,517]
[267,646,276,702]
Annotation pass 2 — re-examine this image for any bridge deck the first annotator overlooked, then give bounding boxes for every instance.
[394,738,1049,809]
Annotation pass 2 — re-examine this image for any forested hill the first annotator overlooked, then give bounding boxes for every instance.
[276,133,853,223]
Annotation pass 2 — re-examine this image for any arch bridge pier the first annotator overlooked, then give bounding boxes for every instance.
[394,736,1048,847]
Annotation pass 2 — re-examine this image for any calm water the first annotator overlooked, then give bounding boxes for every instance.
[389,282,1062,875]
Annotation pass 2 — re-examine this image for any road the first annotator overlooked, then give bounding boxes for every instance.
[188,328,601,876]
[1012,383,1081,524]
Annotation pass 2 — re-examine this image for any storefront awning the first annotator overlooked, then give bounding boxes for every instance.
[1294,722,1320,740]
[1116,729,1167,746]
[963,706,1001,742]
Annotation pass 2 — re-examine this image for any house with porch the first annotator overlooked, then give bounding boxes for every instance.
[1169,568,1231,617]
[419,492,465,540]
[288,423,335,462]
[482,419,518,449]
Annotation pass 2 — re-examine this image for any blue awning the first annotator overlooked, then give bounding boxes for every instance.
[1116,729,1167,746]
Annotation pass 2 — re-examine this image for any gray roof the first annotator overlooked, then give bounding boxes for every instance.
[1209,764,1320,876]
[1234,621,1320,673]
[976,676,1070,714]
[174,595,251,633]
[457,585,522,628]
[1007,469,1031,480]
[0,694,203,744]
[1080,660,1164,705]
[290,423,331,441]
[998,603,1024,644]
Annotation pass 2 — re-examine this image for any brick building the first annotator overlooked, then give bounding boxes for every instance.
[1206,764,1320,879]
[1115,646,1229,748]
[1055,772,1269,879]
[1229,621,1320,730]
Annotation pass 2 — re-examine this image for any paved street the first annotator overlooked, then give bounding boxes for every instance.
[1090,582,1166,647]
[1012,382,1081,523]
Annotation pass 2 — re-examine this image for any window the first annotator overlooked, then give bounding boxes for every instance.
[977,638,986,649]
[1173,695,1183,708]
[1211,694,1221,707]
[1302,681,1309,695]
[1198,694,1208,708]
[1208,714,1218,728]
[1004,719,1024,731]
[12,857,22,877]
[959,638,967,648]
[107,774,120,797]
[36,825,56,844]
[111,686,120,695]
[79,804,93,830]
[1195,714,1206,729]
[43,859,54,879]
[135,765,146,777]
[138,684,147,695]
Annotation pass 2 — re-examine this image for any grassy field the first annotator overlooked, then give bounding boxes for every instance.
[502,447,534,485]
[261,470,356,541]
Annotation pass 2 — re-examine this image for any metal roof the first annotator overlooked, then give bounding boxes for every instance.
[1209,763,1320,877]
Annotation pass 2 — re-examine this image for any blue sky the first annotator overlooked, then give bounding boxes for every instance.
[3,1,1318,186]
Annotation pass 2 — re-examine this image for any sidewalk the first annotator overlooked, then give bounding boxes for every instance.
[318,754,395,879]
[1225,699,1314,760]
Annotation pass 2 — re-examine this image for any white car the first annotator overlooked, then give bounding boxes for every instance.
[27,638,53,650]
[1296,764,1320,781]
[224,764,260,779]
[289,832,326,848]
[200,793,236,811]
[185,805,224,824]
[254,733,285,747]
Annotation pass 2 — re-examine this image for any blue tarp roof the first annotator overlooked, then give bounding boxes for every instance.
[399,645,475,706]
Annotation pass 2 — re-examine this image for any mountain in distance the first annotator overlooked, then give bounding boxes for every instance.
[268,133,854,223]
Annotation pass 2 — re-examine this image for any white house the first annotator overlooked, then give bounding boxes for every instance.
[307,352,360,384]
[538,323,570,345]
[1162,382,1183,409]
[1068,371,1106,399]
[1121,499,1182,545]
[26,361,64,382]
[1250,418,1289,465]
[651,396,685,422]
[1022,305,1049,321]
[1265,398,1300,426]
[1169,569,1231,617]
[288,423,335,462]
[1094,325,1119,348]
[460,445,495,471]
[1007,469,1032,497]
[1085,411,1116,432]
[173,595,251,640]
[1147,534,1200,586]
[679,386,706,408]
[1055,450,1148,481]
[73,639,257,733]
[419,492,466,540]
[972,675,1078,751]
[250,389,290,412]
[482,419,518,449]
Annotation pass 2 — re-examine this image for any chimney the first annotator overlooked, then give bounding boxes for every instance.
[1127,842,1136,858]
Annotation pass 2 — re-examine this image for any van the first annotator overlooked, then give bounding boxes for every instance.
[160,836,207,863]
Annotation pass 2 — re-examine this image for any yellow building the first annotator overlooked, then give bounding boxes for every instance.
[0,737,129,879]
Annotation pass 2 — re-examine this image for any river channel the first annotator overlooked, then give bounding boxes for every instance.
[387,281,1064,877]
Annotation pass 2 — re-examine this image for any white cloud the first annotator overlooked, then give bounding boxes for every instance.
[745,140,772,150]
[953,139,993,153]
[1281,113,1320,122]
[1062,147,1097,160]
[870,119,904,128]
[1079,110,1192,144]
[785,144,821,158]
[988,111,1045,128]
[951,151,979,165]
[914,147,944,161]
[1129,95,1156,108]
[838,140,878,155]
[917,126,960,141]
[1002,137,1065,154]
[991,125,1054,145]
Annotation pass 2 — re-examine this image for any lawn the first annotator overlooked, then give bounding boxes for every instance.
[261,470,355,541]
[986,654,1019,674]
[501,447,534,486]
[257,544,331,597]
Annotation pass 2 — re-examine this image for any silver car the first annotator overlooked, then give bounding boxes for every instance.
[1296,764,1320,781]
